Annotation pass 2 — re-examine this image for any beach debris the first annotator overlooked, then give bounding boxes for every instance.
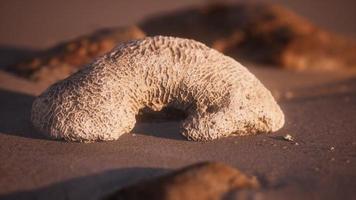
[281,134,299,146]
[5,26,145,85]
[283,134,294,142]
[31,36,285,142]
[104,162,259,200]
[141,3,356,72]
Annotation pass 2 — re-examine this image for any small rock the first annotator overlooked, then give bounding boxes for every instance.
[6,26,145,85]
[141,3,356,72]
[104,162,259,200]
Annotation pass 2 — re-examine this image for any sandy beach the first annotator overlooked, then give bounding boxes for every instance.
[0,1,355,200]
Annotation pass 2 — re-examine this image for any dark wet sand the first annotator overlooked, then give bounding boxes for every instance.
[0,1,356,200]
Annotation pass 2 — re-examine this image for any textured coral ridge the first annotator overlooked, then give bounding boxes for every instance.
[31,36,284,142]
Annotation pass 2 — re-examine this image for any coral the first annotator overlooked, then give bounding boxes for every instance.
[104,162,259,200]
[31,36,284,142]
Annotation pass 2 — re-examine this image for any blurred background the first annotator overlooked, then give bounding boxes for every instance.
[0,0,355,50]
[1,0,355,87]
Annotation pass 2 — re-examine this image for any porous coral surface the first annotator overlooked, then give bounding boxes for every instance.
[31,36,284,142]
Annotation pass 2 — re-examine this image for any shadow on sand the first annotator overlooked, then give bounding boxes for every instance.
[132,121,186,141]
[0,89,44,139]
[0,89,187,141]
[0,45,38,69]
[0,167,168,200]
[131,107,187,141]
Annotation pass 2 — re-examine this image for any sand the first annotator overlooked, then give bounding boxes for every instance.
[0,64,355,200]
[0,0,356,200]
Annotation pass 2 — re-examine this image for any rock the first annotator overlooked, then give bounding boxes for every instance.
[104,162,259,200]
[31,36,284,142]
[140,3,356,72]
[5,26,145,85]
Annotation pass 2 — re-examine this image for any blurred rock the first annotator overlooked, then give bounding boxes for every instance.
[7,3,355,85]
[5,26,145,85]
[141,3,356,72]
[104,162,259,200]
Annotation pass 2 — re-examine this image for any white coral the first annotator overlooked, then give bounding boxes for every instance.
[31,36,284,142]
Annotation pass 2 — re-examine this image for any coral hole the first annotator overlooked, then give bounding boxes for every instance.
[132,106,188,140]
[135,106,188,122]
